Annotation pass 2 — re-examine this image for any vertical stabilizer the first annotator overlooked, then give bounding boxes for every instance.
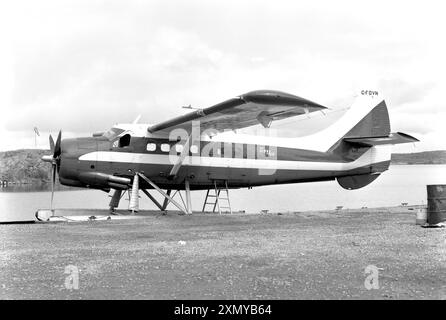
[294,90,387,152]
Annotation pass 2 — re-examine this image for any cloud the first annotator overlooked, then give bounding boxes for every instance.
[7,26,232,132]
[379,79,434,106]
[2,0,446,152]
[391,112,442,136]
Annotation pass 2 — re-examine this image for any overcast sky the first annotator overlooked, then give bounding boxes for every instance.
[0,0,444,152]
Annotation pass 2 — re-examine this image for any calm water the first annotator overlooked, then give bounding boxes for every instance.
[1,165,445,222]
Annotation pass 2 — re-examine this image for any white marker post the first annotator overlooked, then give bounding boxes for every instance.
[128,174,139,213]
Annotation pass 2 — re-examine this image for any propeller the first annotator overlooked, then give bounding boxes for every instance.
[42,130,62,213]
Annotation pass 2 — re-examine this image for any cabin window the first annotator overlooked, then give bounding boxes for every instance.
[257,145,267,158]
[265,146,271,157]
[246,144,256,159]
[160,143,170,152]
[146,143,156,152]
[258,145,275,158]
[175,144,184,153]
[223,142,233,158]
[234,143,243,159]
[190,145,199,154]
[118,134,131,148]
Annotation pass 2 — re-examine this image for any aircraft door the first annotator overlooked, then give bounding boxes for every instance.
[105,133,138,175]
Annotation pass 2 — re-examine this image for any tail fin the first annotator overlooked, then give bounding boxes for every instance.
[294,90,392,152]
[328,90,419,190]
[293,90,418,153]
[329,90,418,151]
[342,99,390,140]
[328,91,391,151]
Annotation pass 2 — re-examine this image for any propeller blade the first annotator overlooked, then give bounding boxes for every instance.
[54,130,62,158]
[52,162,57,185]
[49,135,55,153]
[50,163,56,213]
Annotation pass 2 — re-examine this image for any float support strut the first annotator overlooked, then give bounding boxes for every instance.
[109,189,123,212]
[141,189,164,211]
[137,173,188,215]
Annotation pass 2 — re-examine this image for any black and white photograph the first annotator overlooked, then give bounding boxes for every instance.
[1,0,445,307]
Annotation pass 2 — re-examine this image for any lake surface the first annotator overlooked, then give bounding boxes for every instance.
[1,165,445,222]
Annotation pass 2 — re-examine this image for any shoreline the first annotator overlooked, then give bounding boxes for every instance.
[0,203,426,224]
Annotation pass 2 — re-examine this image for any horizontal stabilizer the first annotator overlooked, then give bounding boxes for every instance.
[343,132,419,147]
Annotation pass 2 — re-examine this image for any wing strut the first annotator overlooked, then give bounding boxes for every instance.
[168,135,191,179]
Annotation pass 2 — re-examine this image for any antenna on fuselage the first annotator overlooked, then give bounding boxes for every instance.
[181,104,201,110]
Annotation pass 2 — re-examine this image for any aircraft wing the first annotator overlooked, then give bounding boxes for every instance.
[147,90,327,134]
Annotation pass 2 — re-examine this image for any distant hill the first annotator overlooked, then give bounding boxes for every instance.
[0,149,445,184]
[0,149,51,184]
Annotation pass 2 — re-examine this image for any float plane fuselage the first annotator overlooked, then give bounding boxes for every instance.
[42,90,418,213]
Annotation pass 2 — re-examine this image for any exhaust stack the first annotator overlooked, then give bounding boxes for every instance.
[78,172,131,189]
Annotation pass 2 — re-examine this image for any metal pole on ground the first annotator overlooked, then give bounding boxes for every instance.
[128,174,139,213]
[185,179,192,214]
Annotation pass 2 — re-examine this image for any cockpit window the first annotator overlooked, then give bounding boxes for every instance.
[118,134,131,147]
[102,128,125,140]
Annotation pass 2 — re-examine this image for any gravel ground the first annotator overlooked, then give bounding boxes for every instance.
[0,207,445,299]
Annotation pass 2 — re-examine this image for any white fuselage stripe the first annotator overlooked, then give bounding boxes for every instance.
[78,146,391,172]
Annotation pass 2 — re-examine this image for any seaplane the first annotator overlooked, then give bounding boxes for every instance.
[40,89,418,217]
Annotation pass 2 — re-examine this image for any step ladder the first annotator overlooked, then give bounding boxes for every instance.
[202,180,232,214]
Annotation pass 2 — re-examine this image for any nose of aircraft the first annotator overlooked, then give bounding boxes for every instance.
[41,131,62,165]
[39,130,63,210]
[41,155,53,163]
[60,137,79,155]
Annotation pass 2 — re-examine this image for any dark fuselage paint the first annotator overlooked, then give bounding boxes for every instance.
[57,135,386,190]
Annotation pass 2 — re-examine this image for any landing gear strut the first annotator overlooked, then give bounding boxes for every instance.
[108,189,123,214]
